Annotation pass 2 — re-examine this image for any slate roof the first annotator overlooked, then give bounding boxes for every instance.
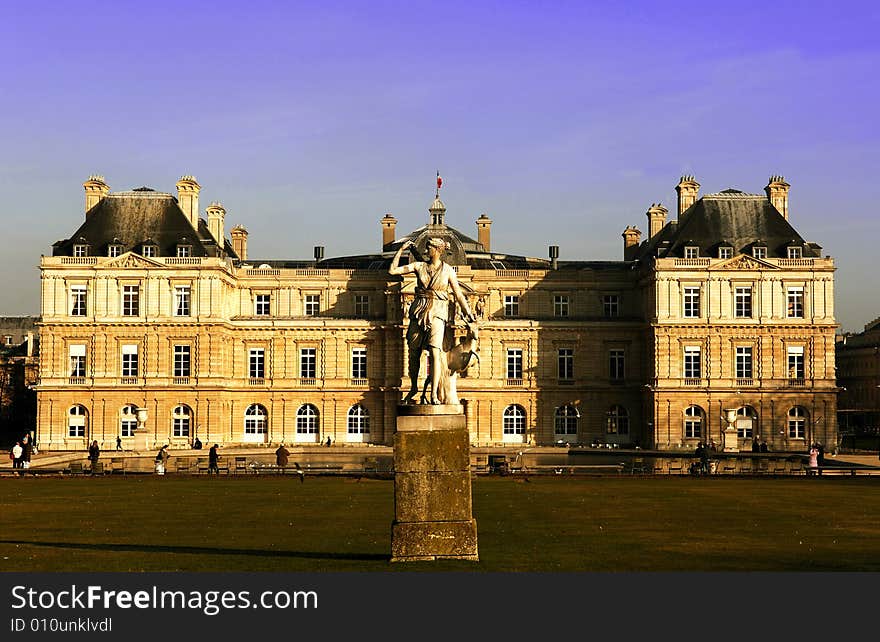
[52,189,238,258]
[634,190,821,259]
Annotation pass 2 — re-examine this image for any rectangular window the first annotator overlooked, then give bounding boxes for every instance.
[504,295,519,317]
[609,349,625,380]
[557,348,573,381]
[506,348,522,380]
[108,244,122,257]
[354,295,370,317]
[69,344,86,378]
[70,286,87,316]
[142,245,156,258]
[735,346,753,379]
[304,294,320,316]
[734,286,752,318]
[603,295,620,318]
[684,246,699,259]
[351,347,367,380]
[683,346,701,379]
[787,287,804,318]
[173,345,191,378]
[176,245,191,258]
[254,294,270,316]
[683,286,700,318]
[249,348,265,379]
[787,246,802,259]
[73,244,87,257]
[753,246,767,259]
[174,286,191,317]
[121,285,139,316]
[553,295,569,318]
[787,346,805,380]
[121,344,138,377]
[300,347,316,379]
[718,247,733,259]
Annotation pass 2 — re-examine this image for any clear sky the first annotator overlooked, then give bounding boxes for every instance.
[1,0,878,331]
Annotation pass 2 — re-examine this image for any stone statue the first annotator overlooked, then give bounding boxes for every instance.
[390,237,476,404]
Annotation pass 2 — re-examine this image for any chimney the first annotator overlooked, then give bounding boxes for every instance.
[83,175,110,215]
[621,225,642,260]
[765,175,791,220]
[206,202,226,246]
[476,213,492,252]
[646,203,668,239]
[176,175,201,229]
[25,331,34,357]
[675,175,700,217]
[314,245,324,263]
[381,213,397,249]
[230,225,248,261]
[548,245,559,270]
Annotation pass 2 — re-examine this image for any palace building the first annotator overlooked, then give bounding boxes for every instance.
[35,174,838,451]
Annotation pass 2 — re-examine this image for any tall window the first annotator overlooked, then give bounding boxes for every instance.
[347,404,370,435]
[69,345,86,378]
[788,406,806,439]
[296,404,319,435]
[602,295,619,318]
[173,345,191,378]
[553,295,569,318]
[68,405,87,437]
[300,347,316,379]
[174,286,191,317]
[683,286,701,318]
[609,349,625,380]
[70,286,87,316]
[121,285,139,316]
[787,287,804,318]
[554,405,578,437]
[734,286,752,318]
[787,346,805,380]
[684,405,703,438]
[354,294,370,317]
[244,404,267,435]
[684,246,699,259]
[736,406,756,438]
[683,346,701,379]
[506,348,522,380]
[304,294,320,316]
[254,294,270,316]
[351,348,367,380]
[503,405,525,438]
[504,295,519,317]
[172,405,191,437]
[606,405,629,435]
[557,348,573,381]
[120,405,137,437]
[121,344,138,378]
[249,348,265,379]
[735,346,753,379]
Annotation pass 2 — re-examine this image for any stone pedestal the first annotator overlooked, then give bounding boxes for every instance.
[391,404,479,562]
[133,428,150,454]
[723,428,740,453]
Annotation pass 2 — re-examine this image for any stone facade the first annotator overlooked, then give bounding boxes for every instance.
[836,318,880,438]
[35,174,838,452]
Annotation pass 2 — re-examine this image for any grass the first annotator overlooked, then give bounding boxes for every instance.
[1,476,879,572]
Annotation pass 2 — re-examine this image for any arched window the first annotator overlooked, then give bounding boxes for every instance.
[120,404,138,438]
[172,404,191,437]
[554,405,578,437]
[788,406,807,439]
[736,406,757,438]
[606,405,629,435]
[347,405,370,435]
[684,405,704,438]
[68,405,87,437]
[503,405,526,442]
[244,404,267,435]
[296,404,319,434]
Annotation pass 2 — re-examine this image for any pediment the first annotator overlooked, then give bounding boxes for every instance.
[710,254,778,271]
[104,252,165,269]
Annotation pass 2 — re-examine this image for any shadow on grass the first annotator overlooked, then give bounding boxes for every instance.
[0,540,388,562]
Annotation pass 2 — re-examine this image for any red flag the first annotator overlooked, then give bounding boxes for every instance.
[436,172,443,190]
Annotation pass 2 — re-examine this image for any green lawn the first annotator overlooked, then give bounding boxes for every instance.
[1,476,878,572]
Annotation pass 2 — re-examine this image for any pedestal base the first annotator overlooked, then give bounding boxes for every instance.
[391,519,479,561]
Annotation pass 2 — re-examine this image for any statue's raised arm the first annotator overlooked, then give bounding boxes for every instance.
[389,241,420,276]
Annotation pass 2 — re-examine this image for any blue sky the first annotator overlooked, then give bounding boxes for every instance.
[1,0,878,331]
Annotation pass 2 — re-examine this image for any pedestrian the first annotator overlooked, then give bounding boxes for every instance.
[808,444,819,476]
[20,435,32,470]
[155,445,169,475]
[192,436,202,450]
[275,443,290,469]
[11,441,23,470]
[88,440,100,470]
[751,436,760,453]
[116,435,122,451]
[208,444,220,475]
[760,439,769,453]
[294,461,304,483]
[816,443,825,476]
[699,441,710,475]
[325,436,331,447]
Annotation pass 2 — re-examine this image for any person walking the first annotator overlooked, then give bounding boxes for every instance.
[325,436,331,447]
[208,444,220,475]
[155,445,169,475]
[275,443,290,469]
[20,435,32,470]
[88,440,100,471]
[816,442,825,476]
[116,435,122,451]
[808,444,819,476]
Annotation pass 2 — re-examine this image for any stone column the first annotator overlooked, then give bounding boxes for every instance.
[391,404,479,562]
